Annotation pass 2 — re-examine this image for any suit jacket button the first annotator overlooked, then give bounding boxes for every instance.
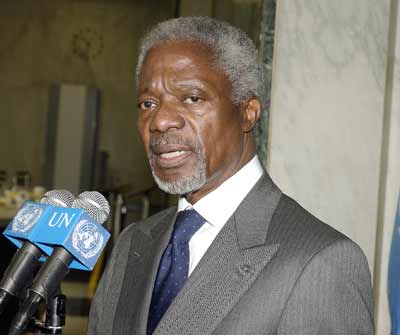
[238,264,251,275]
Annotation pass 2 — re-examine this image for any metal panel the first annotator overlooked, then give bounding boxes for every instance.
[44,84,100,194]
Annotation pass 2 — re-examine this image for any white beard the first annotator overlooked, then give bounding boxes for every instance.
[148,134,207,195]
[150,152,207,195]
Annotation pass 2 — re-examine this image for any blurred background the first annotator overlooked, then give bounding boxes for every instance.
[0,0,399,334]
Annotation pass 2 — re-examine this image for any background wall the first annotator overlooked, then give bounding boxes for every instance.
[374,0,400,332]
[268,0,388,269]
[267,0,400,333]
[0,0,177,192]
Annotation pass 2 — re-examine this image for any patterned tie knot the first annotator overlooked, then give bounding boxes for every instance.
[172,208,205,245]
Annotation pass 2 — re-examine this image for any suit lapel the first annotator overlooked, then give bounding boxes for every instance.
[154,173,282,335]
[112,208,176,335]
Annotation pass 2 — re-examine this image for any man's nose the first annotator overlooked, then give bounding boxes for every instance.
[149,102,185,133]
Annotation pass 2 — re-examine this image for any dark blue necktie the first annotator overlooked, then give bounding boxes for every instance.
[147,208,206,334]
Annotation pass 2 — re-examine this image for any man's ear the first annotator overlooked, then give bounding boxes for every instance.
[240,97,262,132]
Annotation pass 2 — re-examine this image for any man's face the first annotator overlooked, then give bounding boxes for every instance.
[137,41,255,203]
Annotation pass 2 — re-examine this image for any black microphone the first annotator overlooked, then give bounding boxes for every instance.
[8,191,110,335]
[0,190,74,317]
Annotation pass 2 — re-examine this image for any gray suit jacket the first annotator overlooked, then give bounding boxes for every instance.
[88,173,374,335]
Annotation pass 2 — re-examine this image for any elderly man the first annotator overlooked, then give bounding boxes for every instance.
[88,17,374,335]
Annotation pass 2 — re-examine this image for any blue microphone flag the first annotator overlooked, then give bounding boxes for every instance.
[389,191,400,335]
[3,201,110,271]
[3,201,50,248]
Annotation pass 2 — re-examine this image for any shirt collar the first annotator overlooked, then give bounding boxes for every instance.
[178,155,264,228]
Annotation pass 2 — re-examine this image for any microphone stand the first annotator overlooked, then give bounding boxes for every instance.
[32,294,66,335]
[9,249,72,335]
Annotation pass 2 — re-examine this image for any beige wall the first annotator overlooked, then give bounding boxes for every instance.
[269,0,388,268]
[269,0,399,333]
[179,0,263,46]
[374,0,400,332]
[0,0,176,191]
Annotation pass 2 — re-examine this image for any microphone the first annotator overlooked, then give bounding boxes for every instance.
[8,191,110,335]
[0,190,74,316]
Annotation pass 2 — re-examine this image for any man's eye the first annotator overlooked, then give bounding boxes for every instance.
[139,100,156,109]
[183,96,201,104]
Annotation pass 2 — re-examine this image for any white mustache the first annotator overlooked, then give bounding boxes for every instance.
[149,135,200,154]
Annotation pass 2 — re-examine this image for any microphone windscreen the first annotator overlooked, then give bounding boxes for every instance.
[40,190,75,208]
[72,191,110,224]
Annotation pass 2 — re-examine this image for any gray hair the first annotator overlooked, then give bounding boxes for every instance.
[135,16,267,108]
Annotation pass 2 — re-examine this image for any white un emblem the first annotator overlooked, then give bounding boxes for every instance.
[72,220,104,259]
[12,204,44,233]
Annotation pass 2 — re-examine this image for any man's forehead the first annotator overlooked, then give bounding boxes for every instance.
[143,50,197,73]
[139,77,212,95]
[138,41,227,91]
[143,40,214,66]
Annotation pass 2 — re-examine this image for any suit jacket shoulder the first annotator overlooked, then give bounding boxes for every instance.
[213,188,373,335]
[268,194,352,261]
[214,193,374,334]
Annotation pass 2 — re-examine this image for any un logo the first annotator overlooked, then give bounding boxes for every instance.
[12,204,44,233]
[72,219,104,259]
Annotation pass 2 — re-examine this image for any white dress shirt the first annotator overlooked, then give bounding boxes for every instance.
[177,155,264,276]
